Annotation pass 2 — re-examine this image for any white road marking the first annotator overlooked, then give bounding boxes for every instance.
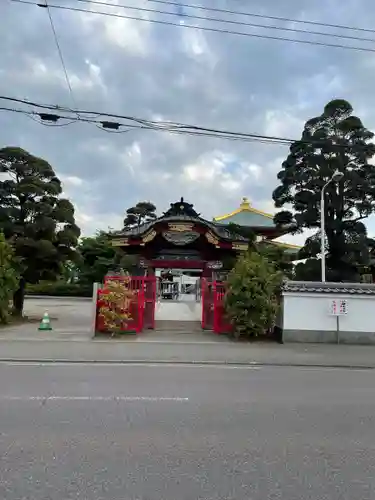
[2,396,189,402]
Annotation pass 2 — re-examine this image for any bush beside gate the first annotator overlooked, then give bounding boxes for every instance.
[94,276,156,335]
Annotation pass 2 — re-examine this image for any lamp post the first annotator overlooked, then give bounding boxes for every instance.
[320,169,344,282]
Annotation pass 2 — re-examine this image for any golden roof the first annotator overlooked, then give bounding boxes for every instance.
[214,197,301,252]
[214,197,274,222]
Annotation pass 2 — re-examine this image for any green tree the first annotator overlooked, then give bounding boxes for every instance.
[0,147,80,315]
[123,201,157,228]
[272,99,375,282]
[225,251,282,339]
[257,242,294,279]
[77,231,138,285]
[0,233,19,324]
[227,223,294,277]
[77,232,115,284]
[59,260,79,283]
[294,258,320,281]
[227,223,256,247]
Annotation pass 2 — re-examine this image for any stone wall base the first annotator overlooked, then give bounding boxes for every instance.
[283,329,375,345]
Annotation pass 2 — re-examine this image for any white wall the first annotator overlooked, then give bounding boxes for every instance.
[282,291,375,344]
[284,292,375,333]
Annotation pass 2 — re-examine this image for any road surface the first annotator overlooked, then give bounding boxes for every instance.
[0,363,374,499]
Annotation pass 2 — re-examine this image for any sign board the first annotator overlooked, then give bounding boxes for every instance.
[329,299,348,316]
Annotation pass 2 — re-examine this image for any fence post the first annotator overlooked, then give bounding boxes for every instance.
[139,277,145,333]
[201,278,206,329]
[213,280,217,333]
[91,282,100,337]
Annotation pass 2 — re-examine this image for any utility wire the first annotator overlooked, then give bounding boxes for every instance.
[41,0,80,116]
[1,97,373,151]
[0,98,296,144]
[0,104,293,143]
[0,107,77,126]
[149,0,375,35]
[73,0,375,44]
[10,0,375,53]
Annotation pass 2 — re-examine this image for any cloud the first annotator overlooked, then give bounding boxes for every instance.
[2,0,375,247]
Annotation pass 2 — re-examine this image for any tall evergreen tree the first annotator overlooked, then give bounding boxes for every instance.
[0,147,81,314]
[272,99,375,281]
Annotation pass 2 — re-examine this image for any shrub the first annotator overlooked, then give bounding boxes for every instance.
[225,251,282,339]
[98,278,134,335]
[26,281,92,297]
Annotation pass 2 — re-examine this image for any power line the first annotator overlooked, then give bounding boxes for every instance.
[1,96,373,151]
[0,107,76,126]
[10,0,375,53]
[0,96,295,144]
[0,94,295,142]
[73,0,375,44]
[0,104,293,144]
[149,0,375,35]
[40,0,80,116]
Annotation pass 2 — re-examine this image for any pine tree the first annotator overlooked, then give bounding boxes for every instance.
[0,147,80,314]
[273,99,375,281]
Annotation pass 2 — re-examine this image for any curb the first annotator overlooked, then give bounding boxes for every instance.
[0,358,373,369]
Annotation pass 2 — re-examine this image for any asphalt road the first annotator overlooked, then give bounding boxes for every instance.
[0,363,375,500]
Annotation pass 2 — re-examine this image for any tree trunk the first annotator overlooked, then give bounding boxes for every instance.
[13,278,26,317]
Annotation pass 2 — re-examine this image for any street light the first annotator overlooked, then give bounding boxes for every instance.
[320,169,344,282]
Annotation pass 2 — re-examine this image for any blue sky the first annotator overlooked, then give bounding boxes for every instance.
[2,0,375,245]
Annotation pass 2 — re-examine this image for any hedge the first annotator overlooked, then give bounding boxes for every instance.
[26,282,93,297]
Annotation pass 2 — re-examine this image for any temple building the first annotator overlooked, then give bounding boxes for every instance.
[111,197,300,277]
[106,197,300,332]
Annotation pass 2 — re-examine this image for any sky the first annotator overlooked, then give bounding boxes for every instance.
[2,0,375,245]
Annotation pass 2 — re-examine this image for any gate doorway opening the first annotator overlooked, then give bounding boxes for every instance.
[153,268,202,335]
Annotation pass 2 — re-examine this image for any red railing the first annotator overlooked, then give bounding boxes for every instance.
[201,278,214,330]
[96,276,156,334]
[143,277,156,330]
[201,279,233,334]
[213,281,233,334]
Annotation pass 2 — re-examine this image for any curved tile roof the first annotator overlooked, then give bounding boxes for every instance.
[282,281,375,295]
[113,213,248,242]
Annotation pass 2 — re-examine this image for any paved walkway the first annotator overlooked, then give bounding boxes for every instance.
[0,297,93,341]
